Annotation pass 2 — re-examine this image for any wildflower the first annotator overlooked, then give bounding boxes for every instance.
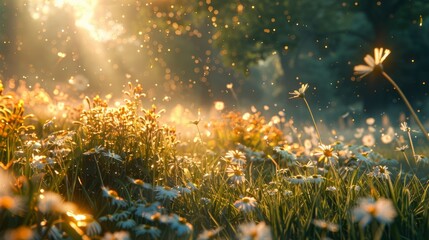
[135,202,161,217]
[102,150,122,161]
[354,48,391,78]
[155,186,180,201]
[226,165,246,185]
[288,175,306,184]
[200,197,211,205]
[86,220,102,237]
[38,191,68,214]
[395,145,408,152]
[368,165,391,180]
[350,185,361,192]
[135,224,161,239]
[238,221,272,240]
[283,190,293,196]
[313,219,339,232]
[197,227,223,240]
[307,174,324,184]
[101,186,128,207]
[295,160,315,171]
[352,197,397,227]
[112,211,131,221]
[273,146,297,163]
[289,83,309,99]
[127,177,152,189]
[400,122,410,132]
[224,150,247,165]
[116,219,137,229]
[234,196,257,213]
[3,226,34,240]
[102,231,130,240]
[415,154,429,165]
[169,215,193,237]
[0,193,24,215]
[326,186,337,192]
[314,144,338,164]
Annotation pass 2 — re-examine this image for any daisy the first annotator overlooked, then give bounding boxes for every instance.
[155,186,180,201]
[38,191,68,214]
[224,150,247,165]
[86,220,102,237]
[312,219,339,232]
[326,186,337,192]
[101,186,128,208]
[314,144,338,164]
[273,146,297,163]
[368,165,391,180]
[169,215,194,237]
[307,174,324,184]
[197,227,223,240]
[116,219,137,229]
[416,154,429,165]
[352,197,397,227]
[289,83,309,99]
[354,48,391,78]
[400,122,410,132]
[238,221,272,240]
[226,165,246,185]
[395,145,408,152]
[102,231,130,240]
[288,175,306,184]
[0,195,24,215]
[127,177,152,189]
[234,196,257,213]
[134,224,161,239]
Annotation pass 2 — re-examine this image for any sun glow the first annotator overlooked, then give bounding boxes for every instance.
[27,0,124,42]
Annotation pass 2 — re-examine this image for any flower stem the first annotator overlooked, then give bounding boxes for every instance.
[303,97,322,144]
[382,71,429,141]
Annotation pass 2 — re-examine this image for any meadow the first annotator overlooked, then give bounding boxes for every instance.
[1,49,429,240]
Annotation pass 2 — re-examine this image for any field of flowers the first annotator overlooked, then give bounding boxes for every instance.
[1,49,429,240]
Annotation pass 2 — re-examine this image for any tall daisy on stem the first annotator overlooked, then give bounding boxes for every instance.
[289,83,322,143]
[354,48,429,141]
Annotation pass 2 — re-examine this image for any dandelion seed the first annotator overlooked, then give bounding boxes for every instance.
[352,197,397,227]
[313,219,339,232]
[289,83,309,99]
[134,224,161,239]
[354,48,391,78]
[362,134,375,147]
[368,165,391,180]
[238,221,272,240]
[234,196,257,213]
